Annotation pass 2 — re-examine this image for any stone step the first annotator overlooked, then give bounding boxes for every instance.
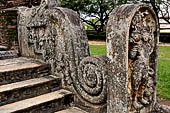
[0,57,51,85]
[0,75,61,106]
[55,107,88,113]
[0,46,8,51]
[0,50,18,60]
[0,89,73,113]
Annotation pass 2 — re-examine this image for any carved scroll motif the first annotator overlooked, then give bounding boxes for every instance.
[128,10,156,111]
[75,56,107,104]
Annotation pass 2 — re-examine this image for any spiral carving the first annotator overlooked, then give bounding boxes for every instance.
[75,56,108,104]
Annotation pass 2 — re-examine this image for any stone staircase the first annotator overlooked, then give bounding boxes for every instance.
[0,57,87,113]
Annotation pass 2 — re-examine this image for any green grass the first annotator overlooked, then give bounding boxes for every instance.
[89,45,106,56]
[157,46,170,99]
[89,45,170,99]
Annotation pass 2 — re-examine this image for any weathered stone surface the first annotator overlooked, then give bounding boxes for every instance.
[0,57,51,85]
[106,4,159,113]
[0,89,73,113]
[0,0,61,55]
[0,46,8,51]
[17,1,96,112]
[0,50,18,59]
[0,75,61,106]
[18,0,89,93]
[74,55,108,113]
[76,55,108,104]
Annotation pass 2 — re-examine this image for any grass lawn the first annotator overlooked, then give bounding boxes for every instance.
[89,45,170,99]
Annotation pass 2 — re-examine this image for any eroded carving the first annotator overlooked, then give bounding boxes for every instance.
[75,56,108,104]
[106,4,160,113]
[18,0,89,95]
[128,10,156,111]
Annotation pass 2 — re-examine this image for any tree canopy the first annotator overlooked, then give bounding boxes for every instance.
[61,0,129,32]
[61,0,169,32]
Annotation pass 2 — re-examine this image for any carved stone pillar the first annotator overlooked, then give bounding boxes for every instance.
[106,4,159,113]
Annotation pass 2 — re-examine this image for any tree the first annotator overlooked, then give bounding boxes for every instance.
[61,0,170,33]
[61,0,129,32]
[147,0,170,24]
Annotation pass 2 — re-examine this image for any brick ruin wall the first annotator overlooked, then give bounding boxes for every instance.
[0,0,41,51]
[0,0,41,9]
[0,9,17,49]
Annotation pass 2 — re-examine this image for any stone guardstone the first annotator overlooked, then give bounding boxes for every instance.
[106,4,160,113]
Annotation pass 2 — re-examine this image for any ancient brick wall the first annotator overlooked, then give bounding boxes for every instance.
[0,0,41,51]
[0,0,41,9]
[0,9,17,49]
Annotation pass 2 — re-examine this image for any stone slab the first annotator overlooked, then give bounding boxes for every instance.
[0,57,51,85]
[0,75,59,92]
[0,75,61,106]
[0,46,8,51]
[0,89,73,113]
[0,57,44,73]
[0,50,18,60]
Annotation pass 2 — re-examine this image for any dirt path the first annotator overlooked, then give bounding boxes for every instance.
[159,42,170,46]
[88,40,170,46]
[88,40,106,45]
